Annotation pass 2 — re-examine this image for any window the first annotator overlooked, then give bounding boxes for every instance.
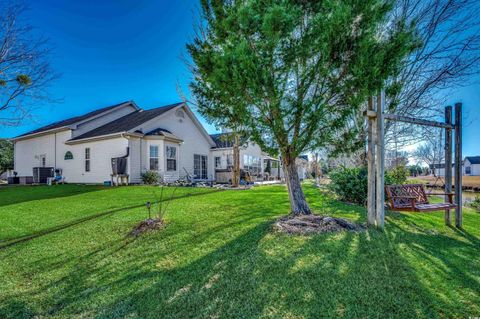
[149,146,159,170]
[41,156,46,167]
[227,154,233,167]
[215,156,221,168]
[166,146,177,171]
[85,148,90,172]
[194,154,208,179]
[64,151,73,160]
[466,166,471,175]
[272,161,279,168]
[243,154,261,175]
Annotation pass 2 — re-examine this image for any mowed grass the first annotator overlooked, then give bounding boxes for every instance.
[0,184,479,318]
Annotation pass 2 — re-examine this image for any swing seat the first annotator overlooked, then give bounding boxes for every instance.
[385,184,456,212]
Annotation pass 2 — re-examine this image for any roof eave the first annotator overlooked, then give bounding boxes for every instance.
[13,127,71,141]
[65,132,127,145]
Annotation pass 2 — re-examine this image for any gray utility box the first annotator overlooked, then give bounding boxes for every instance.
[33,167,54,184]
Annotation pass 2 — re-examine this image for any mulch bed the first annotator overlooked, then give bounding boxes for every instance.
[130,218,164,236]
[274,214,364,235]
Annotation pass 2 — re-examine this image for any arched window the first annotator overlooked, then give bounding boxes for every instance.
[64,151,73,160]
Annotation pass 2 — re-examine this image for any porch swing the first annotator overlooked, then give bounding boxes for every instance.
[385,126,455,213]
[365,92,463,228]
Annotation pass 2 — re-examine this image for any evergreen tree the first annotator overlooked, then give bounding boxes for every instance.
[188,0,416,214]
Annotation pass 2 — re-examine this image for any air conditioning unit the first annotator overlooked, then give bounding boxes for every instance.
[33,167,54,184]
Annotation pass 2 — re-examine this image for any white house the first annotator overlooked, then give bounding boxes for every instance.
[431,156,480,176]
[13,101,216,184]
[12,101,308,184]
[209,133,283,182]
[463,156,480,176]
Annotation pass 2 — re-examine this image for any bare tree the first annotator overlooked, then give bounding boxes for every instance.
[0,1,58,126]
[413,132,445,176]
[330,0,480,159]
[384,0,480,145]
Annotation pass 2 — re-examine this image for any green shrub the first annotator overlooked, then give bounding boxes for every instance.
[471,195,480,212]
[385,166,408,185]
[328,166,368,205]
[328,165,408,205]
[141,170,160,185]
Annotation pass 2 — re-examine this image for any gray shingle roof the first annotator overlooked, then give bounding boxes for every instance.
[70,102,182,141]
[17,101,134,137]
[466,156,480,165]
[210,133,249,148]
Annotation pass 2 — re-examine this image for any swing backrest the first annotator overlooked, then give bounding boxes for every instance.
[385,184,429,209]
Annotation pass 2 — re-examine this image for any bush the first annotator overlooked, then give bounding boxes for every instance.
[385,166,408,185]
[328,166,368,205]
[141,170,160,185]
[471,195,480,212]
[328,165,408,205]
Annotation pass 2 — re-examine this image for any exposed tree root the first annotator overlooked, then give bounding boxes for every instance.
[130,218,164,236]
[274,214,364,234]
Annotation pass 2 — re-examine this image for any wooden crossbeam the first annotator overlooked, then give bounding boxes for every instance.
[384,114,454,129]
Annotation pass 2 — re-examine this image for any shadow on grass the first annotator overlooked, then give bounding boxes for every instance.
[0,184,105,207]
[1,183,478,318]
[0,189,222,249]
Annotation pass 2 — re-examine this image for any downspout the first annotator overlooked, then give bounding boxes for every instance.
[54,132,57,168]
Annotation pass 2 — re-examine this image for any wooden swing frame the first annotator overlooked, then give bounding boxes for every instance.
[366,91,463,229]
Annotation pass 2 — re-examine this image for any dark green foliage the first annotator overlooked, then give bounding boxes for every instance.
[385,165,408,185]
[15,74,31,86]
[189,0,416,157]
[0,139,13,174]
[141,170,160,185]
[328,166,368,205]
[407,165,423,177]
[329,165,408,205]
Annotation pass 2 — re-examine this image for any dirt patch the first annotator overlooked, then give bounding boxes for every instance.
[130,218,164,236]
[274,214,364,235]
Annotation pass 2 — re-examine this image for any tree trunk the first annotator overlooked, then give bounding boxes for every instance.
[232,134,240,187]
[283,155,312,215]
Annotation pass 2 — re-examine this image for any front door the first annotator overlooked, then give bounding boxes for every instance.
[194,154,208,179]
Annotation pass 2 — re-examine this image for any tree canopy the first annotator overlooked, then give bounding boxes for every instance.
[189,0,417,214]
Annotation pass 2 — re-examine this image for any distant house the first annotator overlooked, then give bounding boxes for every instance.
[464,156,480,176]
[296,155,309,180]
[430,156,480,176]
[210,133,284,182]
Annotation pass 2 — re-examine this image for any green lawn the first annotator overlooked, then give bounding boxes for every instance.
[0,183,479,318]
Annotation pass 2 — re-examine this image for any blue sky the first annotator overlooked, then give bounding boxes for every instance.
[1,0,479,156]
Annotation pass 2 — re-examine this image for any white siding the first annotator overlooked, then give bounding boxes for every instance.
[14,131,65,176]
[136,106,214,181]
[14,130,129,183]
[72,104,137,138]
[57,136,129,183]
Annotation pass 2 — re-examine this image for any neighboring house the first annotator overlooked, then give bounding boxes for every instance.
[463,156,480,176]
[210,133,283,182]
[13,101,216,184]
[296,155,309,180]
[430,156,480,176]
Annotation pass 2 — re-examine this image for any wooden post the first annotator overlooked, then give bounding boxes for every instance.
[367,96,376,226]
[375,91,385,228]
[444,106,452,226]
[454,103,463,228]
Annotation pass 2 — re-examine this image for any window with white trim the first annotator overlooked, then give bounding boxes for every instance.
[85,148,90,172]
[149,145,159,170]
[215,156,221,168]
[166,146,177,171]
